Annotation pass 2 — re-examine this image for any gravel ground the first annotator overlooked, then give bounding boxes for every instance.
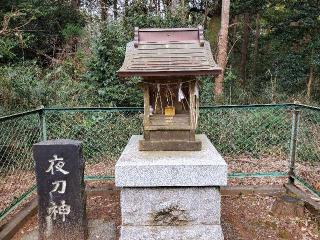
[222,194,319,240]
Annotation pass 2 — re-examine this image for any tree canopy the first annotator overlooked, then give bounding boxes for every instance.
[0,0,319,114]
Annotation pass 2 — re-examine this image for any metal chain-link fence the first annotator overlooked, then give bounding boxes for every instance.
[0,104,319,223]
[199,105,292,177]
[44,108,143,177]
[294,106,320,195]
[0,110,41,222]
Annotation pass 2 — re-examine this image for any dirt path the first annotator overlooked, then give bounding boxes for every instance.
[222,195,319,240]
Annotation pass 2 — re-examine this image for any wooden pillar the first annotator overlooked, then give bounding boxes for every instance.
[189,81,196,141]
[195,80,200,129]
[143,83,150,140]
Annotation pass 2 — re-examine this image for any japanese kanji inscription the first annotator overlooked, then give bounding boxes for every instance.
[33,139,87,240]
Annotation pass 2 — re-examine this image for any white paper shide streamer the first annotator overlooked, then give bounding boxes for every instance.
[178,83,185,102]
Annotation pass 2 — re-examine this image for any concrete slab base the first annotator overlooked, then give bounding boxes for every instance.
[20,220,116,240]
[120,225,223,240]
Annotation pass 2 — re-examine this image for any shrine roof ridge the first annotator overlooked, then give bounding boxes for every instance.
[133,26,205,47]
[118,26,222,78]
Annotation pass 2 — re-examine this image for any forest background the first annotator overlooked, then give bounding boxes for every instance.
[0,0,320,115]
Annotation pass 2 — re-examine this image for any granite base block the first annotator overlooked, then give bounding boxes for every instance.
[116,134,227,240]
[121,187,221,226]
[120,225,224,240]
[115,134,227,187]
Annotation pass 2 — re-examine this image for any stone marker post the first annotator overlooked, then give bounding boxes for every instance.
[33,139,87,240]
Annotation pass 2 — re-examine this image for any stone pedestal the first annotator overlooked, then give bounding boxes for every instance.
[115,135,227,240]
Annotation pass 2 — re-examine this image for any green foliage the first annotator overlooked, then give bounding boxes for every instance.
[86,23,143,107]
[42,64,95,107]
[45,111,143,162]
[0,61,95,111]
[0,38,19,61]
[200,77,215,105]
[0,0,85,64]
[231,0,268,15]
[0,62,43,109]
[229,0,320,103]
[262,0,320,89]
[198,107,291,157]
[124,1,199,30]
[1,0,320,112]
[62,23,84,41]
[274,54,307,94]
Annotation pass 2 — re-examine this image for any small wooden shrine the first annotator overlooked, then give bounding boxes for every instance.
[118,26,221,151]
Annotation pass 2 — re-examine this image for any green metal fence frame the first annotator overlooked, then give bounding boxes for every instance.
[0,109,42,222]
[1,103,319,222]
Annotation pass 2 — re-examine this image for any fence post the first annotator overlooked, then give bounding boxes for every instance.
[288,107,301,184]
[38,106,47,141]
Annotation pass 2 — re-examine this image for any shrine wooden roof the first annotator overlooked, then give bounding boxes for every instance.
[118,27,222,78]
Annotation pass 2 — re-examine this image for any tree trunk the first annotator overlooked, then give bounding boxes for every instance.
[180,0,187,22]
[100,0,108,21]
[71,0,80,9]
[171,0,180,14]
[252,14,260,78]
[203,0,209,29]
[214,0,230,102]
[124,0,129,17]
[157,0,161,13]
[149,0,154,12]
[307,64,314,100]
[113,0,118,20]
[240,13,250,86]
[163,0,170,12]
[208,14,221,52]
[232,16,238,42]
